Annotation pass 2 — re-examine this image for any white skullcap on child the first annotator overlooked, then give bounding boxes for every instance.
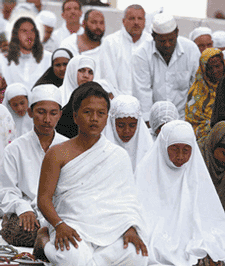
[189,27,212,41]
[36,10,57,28]
[30,84,62,107]
[152,13,177,34]
[212,31,225,48]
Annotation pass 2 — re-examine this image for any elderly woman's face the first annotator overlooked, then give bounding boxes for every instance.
[206,55,224,83]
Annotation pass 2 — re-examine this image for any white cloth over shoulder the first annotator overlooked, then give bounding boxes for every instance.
[0,105,16,164]
[0,50,52,91]
[60,55,96,106]
[132,36,200,121]
[3,83,33,138]
[49,135,147,246]
[0,130,68,219]
[135,120,225,266]
[103,95,153,172]
[100,26,152,95]
[60,33,101,79]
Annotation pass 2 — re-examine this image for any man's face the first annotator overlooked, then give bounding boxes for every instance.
[3,2,16,20]
[28,101,62,137]
[153,30,178,58]
[43,25,53,43]
[18,21,36,52]
[27,0,42,12]
[84,11,105,42]
[74,96,108,138]
[122,8,145,39]
[62,1,82,24]
[194,34,213,54]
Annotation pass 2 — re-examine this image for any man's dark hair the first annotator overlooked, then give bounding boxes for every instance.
[7,16,43,65]
[62,0,81,12]
[72,81,110,113]
[83,9,95,22]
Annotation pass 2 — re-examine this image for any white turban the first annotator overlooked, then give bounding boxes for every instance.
[36,10,57,28]
[189,27,212,41]
[212,31,225,48]
[152,13,177,34]
[30,84,62,107]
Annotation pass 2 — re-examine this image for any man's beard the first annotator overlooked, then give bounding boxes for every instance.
[85,25,104,42]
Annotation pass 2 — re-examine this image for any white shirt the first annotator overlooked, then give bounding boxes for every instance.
[51,21,84,50]
[0,129,68,218]
[60,33,102,79]
[0,50,52,91]
[100,26,152,95]
[132,36,200,121]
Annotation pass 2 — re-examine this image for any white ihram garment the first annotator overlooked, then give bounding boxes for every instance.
[135,120,225,266]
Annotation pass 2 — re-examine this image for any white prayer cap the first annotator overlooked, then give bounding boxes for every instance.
[30,84,62,107]
[189,27,212,41]
[212,31,225,48]
[36,10,57,28]
[110,95,141,119]
[152,13,177,34]
[4,83,29,101]
[78,57,95,72]
[149,101,179,134]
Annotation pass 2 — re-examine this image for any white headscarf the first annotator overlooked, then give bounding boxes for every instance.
[149,100,179,141]
[103,95,153,172]
[135,120,225,265]
[3,83,32,137]
[60,55,96,107]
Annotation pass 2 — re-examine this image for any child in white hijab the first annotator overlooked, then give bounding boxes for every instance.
[3,83,32,137]
[103,95,153,172]
[135,120,225,266]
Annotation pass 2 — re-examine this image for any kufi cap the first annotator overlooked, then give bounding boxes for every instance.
[152,13,177,34]
[36,10,57,28]
[212,31,225,48]
[189,27,212,41]
[5,83,29,101]
[30,84,62,107]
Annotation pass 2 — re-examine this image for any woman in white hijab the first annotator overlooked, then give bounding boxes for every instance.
[149,101,179,141]
[3,83,32,137]
[103,95,153,172]
[60,55,96,107]
[135,120,225,266]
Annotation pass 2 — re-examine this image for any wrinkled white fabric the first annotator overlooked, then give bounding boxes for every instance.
[60,55,96,106]
[60,33,101,80]
[94,79,119,98]
[135,120,225,266]
[213,31,225,48]
[0,105,16,164]
[48,135,147,247]
[3,83,33,138]
[189,27,212,41]
[51,21,84,49]
[0,130,68,219]
[100,26,152,95]
[0,50,52,91]
[149,101,179,141]
[103,95,153,172]
[36,10,57,28]
[152,13,177,34]
[132,36,200,121]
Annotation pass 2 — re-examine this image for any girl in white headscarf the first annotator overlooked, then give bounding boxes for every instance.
[3,83,32,137]
[136,120,225,266]
[149,101,179,141]
[60,55,96,107]
[103,95,153,172]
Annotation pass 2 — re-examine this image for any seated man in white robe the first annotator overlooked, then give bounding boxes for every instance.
[37,81,148,266]
[0,84,68,247]
[0,16,51,91]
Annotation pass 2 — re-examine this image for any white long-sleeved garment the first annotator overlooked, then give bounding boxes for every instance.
[0,129,68,219]
[0,50,52,91]
[100,26,152,95]
[132,36,200,121]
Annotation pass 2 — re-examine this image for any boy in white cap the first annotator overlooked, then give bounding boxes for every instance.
[0,84,68,247]
[36,10,57,53]
[189,26,213,53]
[132,13,200,125]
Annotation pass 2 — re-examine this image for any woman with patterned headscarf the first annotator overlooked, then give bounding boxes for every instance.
[185,48,225,140]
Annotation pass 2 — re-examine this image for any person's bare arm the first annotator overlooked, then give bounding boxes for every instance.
[37,145,81,251]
